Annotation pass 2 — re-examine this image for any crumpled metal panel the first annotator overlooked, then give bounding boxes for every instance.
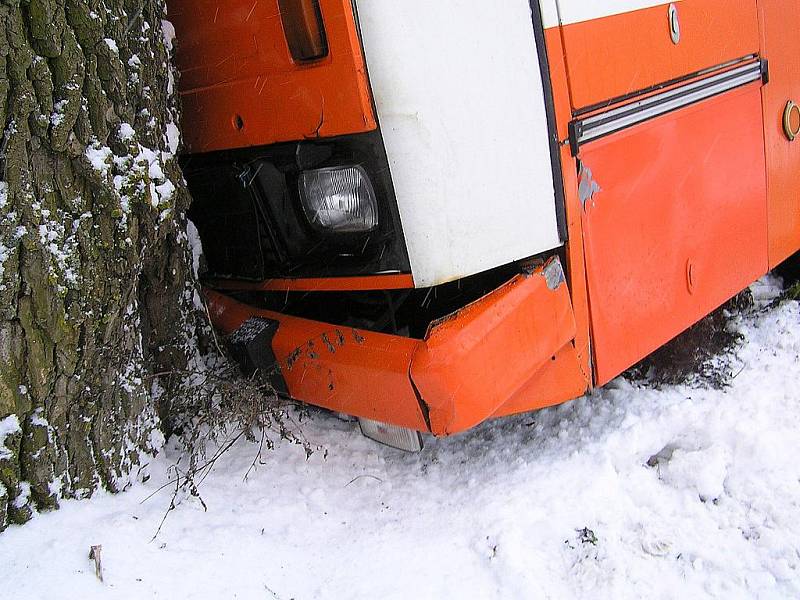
[205,258,588,436]
[410,258,579,435]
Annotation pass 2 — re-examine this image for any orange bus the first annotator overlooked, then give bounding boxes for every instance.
[168,0,800,450]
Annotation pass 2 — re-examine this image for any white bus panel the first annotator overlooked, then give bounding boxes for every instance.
[356,0,562,287]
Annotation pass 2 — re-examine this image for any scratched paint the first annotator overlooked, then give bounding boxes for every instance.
[543,257,567,290]
[577,163,601,208]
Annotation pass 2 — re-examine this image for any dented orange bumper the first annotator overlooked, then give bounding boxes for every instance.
[205,259,589,436]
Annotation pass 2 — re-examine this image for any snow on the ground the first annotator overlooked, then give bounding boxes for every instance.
[2,280,800,600]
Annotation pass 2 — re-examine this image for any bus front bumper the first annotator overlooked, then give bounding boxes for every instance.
[204,258,589,438]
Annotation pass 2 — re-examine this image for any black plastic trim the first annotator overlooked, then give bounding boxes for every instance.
[228,317,289,396]
[528,0,568,243]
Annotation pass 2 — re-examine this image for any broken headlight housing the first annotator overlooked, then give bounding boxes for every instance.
[299,165,379,233]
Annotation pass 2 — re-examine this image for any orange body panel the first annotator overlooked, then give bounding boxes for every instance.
[205,289,428,430]
[579,84,768,385]
[560,0,760,110]
[491,343,588,419]
[410,264,579,435]
[758,1,800,267]
[168,0,376,153]
[543,26,593,388]
[208,274,415,293]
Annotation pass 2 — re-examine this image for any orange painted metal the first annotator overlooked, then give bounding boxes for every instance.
[204,259,588,436]
[491,344,588,419]
[757,1,800,268]
[542,26,593,389]
[559,0,760,110]
[486,26,594,423]
[208,273,415,293]
[204,289,429,431]
[167,0,376,154]
[410,261,579,435]
[556,143,593,388]
[578,84,769,385]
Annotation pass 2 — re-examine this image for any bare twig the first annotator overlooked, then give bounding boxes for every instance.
[345,474,383,487]
[88,545,104,582]
[202,298,226,356]
[141,356,317,539]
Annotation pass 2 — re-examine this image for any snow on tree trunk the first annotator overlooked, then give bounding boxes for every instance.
[0,0,202,529]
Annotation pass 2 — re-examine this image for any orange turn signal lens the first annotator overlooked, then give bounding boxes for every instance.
[277,0,329,63]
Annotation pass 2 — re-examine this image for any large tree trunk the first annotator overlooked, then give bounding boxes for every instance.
[0,0,201,529]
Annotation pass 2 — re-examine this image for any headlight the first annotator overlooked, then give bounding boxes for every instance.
[299,165,379,233]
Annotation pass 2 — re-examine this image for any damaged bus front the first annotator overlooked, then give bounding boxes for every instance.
[168,0,800,449]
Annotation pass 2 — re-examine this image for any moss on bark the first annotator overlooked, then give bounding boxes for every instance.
[0,0,203,530]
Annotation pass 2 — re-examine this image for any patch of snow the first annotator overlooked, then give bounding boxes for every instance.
[86,132,179,230]
[50,99,69,128]
[29,409,49,429]
[12,482,30,509]
[657,443,730,502]
[148,428,166,453]
[104,38,119,54]
[0,414,21,437]
[165,121,180,154]
[149,182,160,208]
[186,219,204,279]
[148,159,165,181]
[751,273,785,307]
[0,181,7,209]
[0,244,9,282]
[118,123,136,142]
[85,143,113,176]
[160,20,177,96]
[48,475,65,499]
[155,180,175,203]
[0,415,21,460]
[118,363,144,396]
[36,217,79,287]
[161,19,176,53]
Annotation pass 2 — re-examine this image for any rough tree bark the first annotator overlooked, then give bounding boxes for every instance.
[0,0,202,529]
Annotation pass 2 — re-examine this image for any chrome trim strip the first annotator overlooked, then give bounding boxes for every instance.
[572,54,758,117]
[570,60,764,151]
